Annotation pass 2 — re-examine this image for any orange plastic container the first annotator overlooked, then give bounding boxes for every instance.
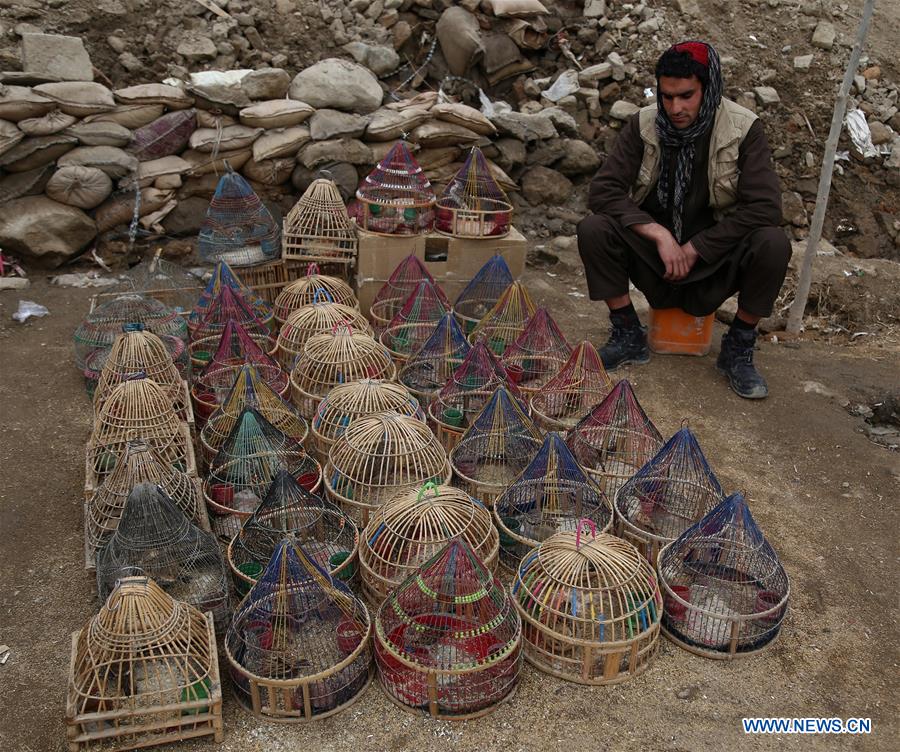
[648,308,715,356]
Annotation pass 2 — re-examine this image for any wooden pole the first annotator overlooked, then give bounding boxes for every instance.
[785,0,877,334]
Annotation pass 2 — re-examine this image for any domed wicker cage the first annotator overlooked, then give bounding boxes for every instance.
[227,469,360,596]
[434,146,513,238]
[397,312,471,405]
[199,168,281,267]
[272,263,359,326]
[283,178,358,268]
[529,341,614,432]
[374,538,522,719]
[512,523,662,685]
[657,492,789,659]
[453,254,514,335]
[353,141,435,236]
[615,426,725,565]
[96,483,231,631]
[379,279,450,365]
[200,363,310,466]
[84,333,189,399]
[501,307,572,397]
[368,254,442,333]
[565,379,664,499]
[189,285,275,368]
[74,293,188,372]
[225,538,373,722]
[112,251,202,314]
[468,281,537,357]
[325,412,451,526]
[449,387,544,508]
[204,408,322,542]
[360,483,499,608]
[273,295,372,371]
[311,379,423,463]
[188,260,272,332]
[65,577,223,751]
[493,433,614,573]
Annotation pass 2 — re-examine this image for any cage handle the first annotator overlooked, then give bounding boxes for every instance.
[680,418,690,429]
[331,320,354,335]
[313,287,334,304]
[306,263,320,277]
[575,518,597,549]
[417,481,439,501]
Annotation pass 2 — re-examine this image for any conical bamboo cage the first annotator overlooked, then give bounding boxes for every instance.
[289,325,397,420]
[283,179,358,267]
[311,379,423,463]
[272,263,359,325]
[189,285,275,368]
[360,482,499,607]
[468,281,537,356]
[369,255,444,333]
[325,412,451,526]
[379,279,450,365]
[84,333,189,399]
[225,539,373,722]
[501,307,572,396]
[188,260,272,332]
[512,523,662,684]
[65,577,223,751]
[529,341,614,432]
[397,312,472,405]
[434,146,513,238]
[453,254,514,335]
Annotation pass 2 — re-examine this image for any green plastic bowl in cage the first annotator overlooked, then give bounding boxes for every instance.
[441,407,463,427]
[236,561,263,597]
[330,551,356,581]
[181,676,211,716]
[499,516,521,548]
[193,350,211,365]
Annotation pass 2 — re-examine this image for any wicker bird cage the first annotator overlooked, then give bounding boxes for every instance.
[657,492,789,659]
[311,379,423,463]
[204,408,322,542]
[449,387,544,508]
[96,483,231,631]
[273,294,373,371]
[369,254,444,333]
[325,411,451,526]
[374,538,522,719]
[468,281,537,357]
[225,538,373,722]
[112,251,202,314]
[427,341,522,452]
[199,167,281,267]
[453,254,514,335]
[200,363,309,466]
[360,483,499,608]
[74,293,188,372]
[493,433,614,573]
[501,307,572,396]
[529,341,614,432]
[565,379,664,499]
[379,279,450,365]
[188,260,272,332]
[65,577,223,752]
[512,522,662,685]
[353,141,435,236]
[397,312,471,405]
[615,426,725,565]
[283,179,358,269]
[84,333,189,399]
[189,284,275,368]
[273,263,359,326]
[434,147,513,238]
[227,469,360,596]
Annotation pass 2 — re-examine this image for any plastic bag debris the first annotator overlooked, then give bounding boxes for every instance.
[845,109,879,158]
[51,273,118,289]
[542,70,580,103]
[12,300,49,322]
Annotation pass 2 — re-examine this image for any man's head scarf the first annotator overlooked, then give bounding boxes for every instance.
[654,41,723,243]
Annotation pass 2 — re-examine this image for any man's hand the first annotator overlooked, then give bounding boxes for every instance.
[659,239,700,281]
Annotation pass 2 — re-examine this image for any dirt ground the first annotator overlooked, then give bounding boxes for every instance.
[0,249,897,751]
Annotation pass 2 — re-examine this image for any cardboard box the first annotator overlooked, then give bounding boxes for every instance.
[355,226,527,315]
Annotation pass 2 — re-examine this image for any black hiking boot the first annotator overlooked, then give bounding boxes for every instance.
[599,317,651,371]
[716,327,769,399]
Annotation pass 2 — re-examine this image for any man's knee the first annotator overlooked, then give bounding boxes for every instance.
[577,213,619,260]
[747,226,791,277]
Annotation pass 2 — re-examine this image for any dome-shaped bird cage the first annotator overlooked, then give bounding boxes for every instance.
[493,433,614,573]
[225,538,373,722]
[512,522,662,685]
[657,492,789,659]
[501,307,572,397]
[565,379,664,499]
[468,281,537,357]
[360,483,499,608]
[311,379,423,463]
[325,412,451,526]
[289,325,397,420]
[434,146,513,238]
[353,141,435,236]
[96,483,231,631]
[529,341,614,433]
[200,363,309,466]
[227,469,360,597]
[189,285,275,369]
[398,312,471,406]
[188,260,272,332]
[65,577,223,751]
[283,179,358,270]
[273,263,359,326]
[449,387,543,508]
[113,251,202,314]
[374,538,521,719]
[369,254,444,333]
[379,279,450,366]
[199,167,281,267]
[453,254,514,335]
[427,341,522,452]
[84,333,189,399]
[204,408,322,542]
[616,426,725,565]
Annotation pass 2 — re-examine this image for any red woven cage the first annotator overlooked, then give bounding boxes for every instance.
[379,279,450,365]
[501,307,572,396]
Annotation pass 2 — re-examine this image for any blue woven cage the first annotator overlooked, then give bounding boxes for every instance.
[453,254,514,334]
[397,312,472,404]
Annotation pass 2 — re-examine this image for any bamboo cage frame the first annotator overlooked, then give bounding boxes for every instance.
[188,260,272,332]
[83,333,190,400]
[397,312,472,406]
[272,263,359,326]
[112,251,202,314]
[433,146,513,239]
[500,307,572,397]
[368,255,443,334]
[467,281,536,357]
[283,179,358,267]
[453,254,514,335]
[379,279,450,367]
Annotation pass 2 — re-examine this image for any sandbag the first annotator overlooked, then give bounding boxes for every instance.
[127,155,193,188]
[415,146,462,170]
[128,109,197,162]
[181,148,252,176]
[65,121,134,147]
[189,125,262,153]
[84,104,165,130]
[385,91,439,111]
[430,103,497,135]
[154,173,182,190]
[114,84,194,110]
[0,163,55,204]
[17,110,77,137]
[410,120,481,148]
[58,146,139,179]
[435,7,484,76]
[252,126,310,161]
[0,134,77,173]
[241,155,295,186]
[482,0,548,16]
[94,187,174,232]
[239,100,314,129]
[366,106,432,142]
[45,165,113,209]
[368,139,418,165]
[0,86,54,122]
[0,119,24,158]
[197,110,238,129]
[34,82,116,117]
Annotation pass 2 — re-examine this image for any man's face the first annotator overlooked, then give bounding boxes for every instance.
[659,74,703,129]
